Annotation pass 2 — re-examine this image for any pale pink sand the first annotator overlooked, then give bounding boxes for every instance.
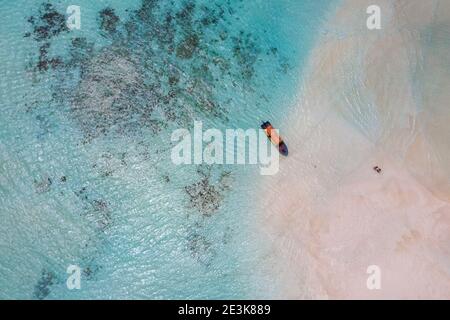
[257,0,450,299]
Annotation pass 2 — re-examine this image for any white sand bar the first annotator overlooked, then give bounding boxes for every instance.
[258,0,450,299]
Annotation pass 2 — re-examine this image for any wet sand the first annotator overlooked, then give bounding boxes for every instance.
[259,0,450,299]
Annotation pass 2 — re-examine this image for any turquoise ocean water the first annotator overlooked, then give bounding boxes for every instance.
[0,0,336,299]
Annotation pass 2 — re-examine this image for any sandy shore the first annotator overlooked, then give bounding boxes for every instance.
[259,0,450,299]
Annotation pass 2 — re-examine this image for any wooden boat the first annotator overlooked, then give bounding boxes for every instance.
[261,121,288,156]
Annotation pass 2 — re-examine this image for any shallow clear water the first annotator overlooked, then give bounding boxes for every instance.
[0,0,335,299]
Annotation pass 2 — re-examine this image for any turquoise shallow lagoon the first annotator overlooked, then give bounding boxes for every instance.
[0,0,335,299]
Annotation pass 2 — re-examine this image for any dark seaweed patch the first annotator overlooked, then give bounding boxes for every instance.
[28,3,68,42]
[232,31,260,80]
[33,269,57,300]
[185,178,223,216]
[199,5,222,27]
[75,186,88,200]
[82,263,101,280]
[26,3,68,72]
[176,34,200,59]
[90,201,112,231]
[184,167,232,216]
[99,7,120,35]
[175,1,196,28]
[36,42,63,72]
[187,232,216,266]
[74,186,112,232]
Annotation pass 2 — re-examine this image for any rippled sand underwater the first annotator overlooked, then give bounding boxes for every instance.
[0,0,333,299]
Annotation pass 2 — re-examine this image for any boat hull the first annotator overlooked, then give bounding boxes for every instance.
[261,121,288,156]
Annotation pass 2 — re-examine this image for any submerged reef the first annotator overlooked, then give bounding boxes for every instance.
[27,2,68,42]
[185,178,223,215]
[27,2,68,71]
[187,231,216,266]
[98,7,120,35]
[185,168,232,216]
[33,269,58,300]
[26,0,288,142]
[23,0,290,290]
[74,186,112,232]
[184,167,232,267]
[24,0,286,232]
